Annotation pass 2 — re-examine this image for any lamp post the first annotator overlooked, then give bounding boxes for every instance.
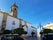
[12,21,15,34]
[0,9,1,12]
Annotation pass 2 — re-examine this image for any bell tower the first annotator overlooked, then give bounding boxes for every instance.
[10,3,18,18]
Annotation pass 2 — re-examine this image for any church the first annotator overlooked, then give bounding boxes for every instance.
[0,3,37,37]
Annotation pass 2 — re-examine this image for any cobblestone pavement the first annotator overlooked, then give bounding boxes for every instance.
[24,36,37,40]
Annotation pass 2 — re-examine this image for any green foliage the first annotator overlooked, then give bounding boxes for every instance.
[40,29,53,34]
[3,30,11,34]
[14,28,25,35]
[3,28,27,35]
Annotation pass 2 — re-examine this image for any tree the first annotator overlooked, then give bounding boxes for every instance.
[3,30,11,34]
[40,29,53,34]
[14,28,25,35]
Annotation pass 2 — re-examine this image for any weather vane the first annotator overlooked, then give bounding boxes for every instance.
[13,0,24,5]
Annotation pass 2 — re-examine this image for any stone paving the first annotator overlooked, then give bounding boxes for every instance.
[24,36,37,40]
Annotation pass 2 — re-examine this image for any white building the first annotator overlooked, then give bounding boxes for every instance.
[43,23,53,30]
[0,3,37,38]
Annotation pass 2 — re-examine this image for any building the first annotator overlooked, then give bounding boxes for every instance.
[40,23,53,40]
[43,23,53,30]
[0,3,37,38]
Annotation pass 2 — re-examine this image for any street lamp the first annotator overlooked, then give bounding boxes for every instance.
[12,21,15,34]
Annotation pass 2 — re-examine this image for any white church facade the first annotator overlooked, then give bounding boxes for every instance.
[0,3,37,37]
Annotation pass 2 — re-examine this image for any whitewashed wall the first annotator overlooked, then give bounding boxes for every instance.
[31,28,37,32]
[26,23,32,36]
[5,16,20,30]
[0,13,3,30]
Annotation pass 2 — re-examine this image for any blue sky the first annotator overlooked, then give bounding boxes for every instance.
[0,0,53,28]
